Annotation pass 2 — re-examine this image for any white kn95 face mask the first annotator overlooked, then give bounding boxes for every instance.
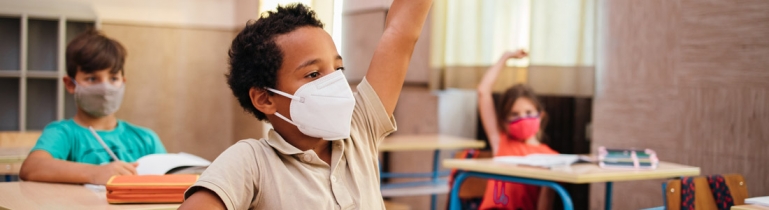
[267,70,356,140]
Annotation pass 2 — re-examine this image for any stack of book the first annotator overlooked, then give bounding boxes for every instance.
[105,174,199,204]
[597,147,659,169]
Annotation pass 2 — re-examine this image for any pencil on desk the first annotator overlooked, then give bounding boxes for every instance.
[89,126,121,162]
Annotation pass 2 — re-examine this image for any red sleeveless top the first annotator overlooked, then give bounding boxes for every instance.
[478,134,558,210]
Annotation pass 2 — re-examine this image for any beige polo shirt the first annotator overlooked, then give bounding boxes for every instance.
[184,78,397,210]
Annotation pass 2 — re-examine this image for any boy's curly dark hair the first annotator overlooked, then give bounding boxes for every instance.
[227,3,324,121]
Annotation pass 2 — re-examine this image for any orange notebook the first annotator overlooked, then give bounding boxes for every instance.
[105,174,198,204]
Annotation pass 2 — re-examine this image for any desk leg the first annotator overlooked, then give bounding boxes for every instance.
[449,171,574,210]
[448,171,468,210]
[430,150,440,210]
[605,182,613,210]
[430,191,437,210]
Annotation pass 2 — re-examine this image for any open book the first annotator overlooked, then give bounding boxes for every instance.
[493,154,579,168]
[135,153,211,175]
[746,196,769,207]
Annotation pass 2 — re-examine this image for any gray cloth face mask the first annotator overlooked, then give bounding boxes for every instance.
[73,81,126,117]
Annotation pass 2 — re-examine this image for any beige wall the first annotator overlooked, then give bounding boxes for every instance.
[387,86,445,210]
[341,9,385,82]
[0,0,243,29]
[96,0,267,161]
[592,0,769,209]
[341,9,431,84]
[104,24,240,161]
[340,4,442,209]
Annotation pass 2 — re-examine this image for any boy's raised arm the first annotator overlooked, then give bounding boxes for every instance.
[364,0,433,116]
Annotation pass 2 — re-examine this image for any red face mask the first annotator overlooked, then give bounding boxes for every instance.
[506,117,541,140]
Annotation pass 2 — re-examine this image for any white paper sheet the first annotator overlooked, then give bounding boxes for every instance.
[493,154,579,168]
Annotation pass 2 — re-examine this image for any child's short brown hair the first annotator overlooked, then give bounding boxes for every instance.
[65,29,126,78]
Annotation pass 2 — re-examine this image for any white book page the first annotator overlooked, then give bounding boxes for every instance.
[493,154,579,167]
[135,153,211,175]
[746,196,769,207]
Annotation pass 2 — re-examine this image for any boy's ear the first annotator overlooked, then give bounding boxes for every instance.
[63,76,76,94]
[250,87,276,115]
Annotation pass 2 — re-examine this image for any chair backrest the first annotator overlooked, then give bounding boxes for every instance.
[0,132,41,148]
[452,149,493,198]
[664,174,749,210]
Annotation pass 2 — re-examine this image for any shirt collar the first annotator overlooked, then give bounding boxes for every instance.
[265,129,304,155]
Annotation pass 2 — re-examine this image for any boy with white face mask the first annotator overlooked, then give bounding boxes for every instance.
[19,30,167,185]
[180,1,433,209]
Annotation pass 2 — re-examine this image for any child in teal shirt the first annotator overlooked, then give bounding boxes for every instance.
[31,120,165,165]
[19,30,166,184]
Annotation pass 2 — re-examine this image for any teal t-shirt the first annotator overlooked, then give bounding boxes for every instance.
[31,119,167,165]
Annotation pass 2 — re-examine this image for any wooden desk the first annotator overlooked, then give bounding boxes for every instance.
[0,131,39,178]
[384,200,411,210]
[443,159,700,210]
[443,159,700,183]
[733,205,769,210]
[379,134,485,210]
[0,132,40,148]
[0,162,22,177]
[0,182,179,210]
[379,134,486,151]
[0,147,30,176]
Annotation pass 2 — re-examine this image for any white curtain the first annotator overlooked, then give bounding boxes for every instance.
[529,0,595,66]
[431,0,595,68]
[431,0,531,68]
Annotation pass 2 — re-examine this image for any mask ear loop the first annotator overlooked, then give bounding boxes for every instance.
[266,88,304,103]
[273,112,302,129]
[266,88,304,129]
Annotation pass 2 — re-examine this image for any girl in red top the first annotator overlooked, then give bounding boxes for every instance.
[476,50,557,210]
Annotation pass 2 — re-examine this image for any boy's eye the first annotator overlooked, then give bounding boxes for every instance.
[85,77,95,82]
[111,77,119,81]
[336,67,345,71]
[305,71,320,79]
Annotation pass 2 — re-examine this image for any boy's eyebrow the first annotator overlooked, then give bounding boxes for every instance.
[294,55,344,71]
[295,59,320,71]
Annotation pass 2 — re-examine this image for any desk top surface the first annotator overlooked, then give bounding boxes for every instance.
[379,134,485,151]
[0,147,30,161]
[0,147,30,175]
[732,205,769,210]
[443,158,700,184]
[0,182,179,210]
